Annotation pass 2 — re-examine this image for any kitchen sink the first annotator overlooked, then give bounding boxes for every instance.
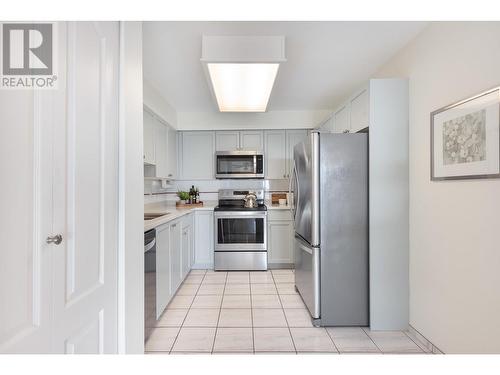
[144,212,170,220]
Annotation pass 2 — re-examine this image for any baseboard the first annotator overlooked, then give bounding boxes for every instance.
[268,263,294,269]
[407,325,444,354]
[191,263,213,270]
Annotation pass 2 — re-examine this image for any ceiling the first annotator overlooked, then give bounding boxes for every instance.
[143,21,427,112]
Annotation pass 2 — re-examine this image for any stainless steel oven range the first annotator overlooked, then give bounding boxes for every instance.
[214,189,267,271]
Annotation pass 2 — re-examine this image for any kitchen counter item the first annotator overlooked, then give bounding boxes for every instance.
[244,192,258,208]
[271,193,287,204]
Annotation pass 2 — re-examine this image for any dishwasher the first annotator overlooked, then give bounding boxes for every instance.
[144,229,156,342]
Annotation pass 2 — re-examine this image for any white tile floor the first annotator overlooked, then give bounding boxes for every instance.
[145,269,429,354]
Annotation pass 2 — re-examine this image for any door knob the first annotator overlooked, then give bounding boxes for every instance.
[46,234,62,245]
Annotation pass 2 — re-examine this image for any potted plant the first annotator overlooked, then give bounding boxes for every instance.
[177,191,190,204]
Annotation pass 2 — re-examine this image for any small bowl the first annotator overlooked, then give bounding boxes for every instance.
[278,199,287,206]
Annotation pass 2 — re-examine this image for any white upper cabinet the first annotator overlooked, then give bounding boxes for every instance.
[286,129,309,177]
[154,120,168,177]
[350,87,369,133]
[334,105,350,133]
[216,131,240,151]
[143,107,177,179]
[264,130,287,179]
[319,115,335,133]
[327,85,370,134]
[166,124,177,179]
[143,110,156,164]
[179,131,216,179]
[240,131,264,150]
[215,130,264,151]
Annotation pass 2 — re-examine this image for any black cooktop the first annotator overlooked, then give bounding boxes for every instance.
[214,205,267,212]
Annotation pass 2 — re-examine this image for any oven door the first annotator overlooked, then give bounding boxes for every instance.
[214,211,267,251]
[215,152,264,179]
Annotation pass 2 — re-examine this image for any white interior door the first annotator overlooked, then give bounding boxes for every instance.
[51,22,119,354]
[0,21,119,354]
[0,85,54,354]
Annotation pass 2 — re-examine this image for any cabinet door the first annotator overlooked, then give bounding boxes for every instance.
[181,224,192,279]
[268,221,294,264]
[166,125,177,178]
[265,130,287,179]
[154,120,168,177]
[156,223,171,318]
[143,110,156,164]
[240,131,264,150]
[286,130,309,178]
[169,220,182,292]
[180,132,215,179]
[194,211,214,268]
[334,105,350,133]
[350,88,369,132]
[216,131,239,151]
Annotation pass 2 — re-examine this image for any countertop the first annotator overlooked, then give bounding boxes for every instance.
[144,200,292,232]
[144,201,217,232]
[266,202,293,210]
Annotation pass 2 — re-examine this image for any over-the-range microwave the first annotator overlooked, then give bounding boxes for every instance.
[215,151,264,179]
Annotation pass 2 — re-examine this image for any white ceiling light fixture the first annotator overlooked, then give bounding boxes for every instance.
[201,36,286,112]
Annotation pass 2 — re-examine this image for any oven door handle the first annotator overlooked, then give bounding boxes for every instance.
[214,211,268,218]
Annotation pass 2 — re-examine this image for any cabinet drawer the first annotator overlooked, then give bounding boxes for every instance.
[268,210,292,221]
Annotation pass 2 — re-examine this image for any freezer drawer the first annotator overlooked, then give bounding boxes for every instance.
[294,235,320,318]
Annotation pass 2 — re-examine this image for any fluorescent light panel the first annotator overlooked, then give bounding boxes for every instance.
[207,63,279,112]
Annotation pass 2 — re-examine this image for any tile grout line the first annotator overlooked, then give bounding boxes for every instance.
[403,330,428,354]
[273,271,298,354]
[361,327,383,354]
[324,328,340,354]
[169,269,206,354]
[249,272,256,354]
[210,271,227,354]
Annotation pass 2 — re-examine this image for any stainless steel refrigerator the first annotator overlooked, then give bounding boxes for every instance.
[292,132,368,326]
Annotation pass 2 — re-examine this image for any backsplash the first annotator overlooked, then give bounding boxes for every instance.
[144,178,290,204]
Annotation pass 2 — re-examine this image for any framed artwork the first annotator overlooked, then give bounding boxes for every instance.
[431,86,500,180]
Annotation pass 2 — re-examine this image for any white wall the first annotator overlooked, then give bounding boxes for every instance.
[143,80,177,128]
[118,21,144,354]
[176,110,330,130]
[375,22,500,353]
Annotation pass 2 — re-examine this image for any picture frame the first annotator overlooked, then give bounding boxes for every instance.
[431,86,500,180]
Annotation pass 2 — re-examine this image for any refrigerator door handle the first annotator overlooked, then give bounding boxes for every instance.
[292,160,299,222]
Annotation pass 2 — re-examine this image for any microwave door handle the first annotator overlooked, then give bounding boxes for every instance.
[254,155,257,174]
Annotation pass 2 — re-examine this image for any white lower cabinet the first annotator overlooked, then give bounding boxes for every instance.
[181,214,194,278]
[169,219,182,293]
[156,222,171,318]
[194,210,214,268]
[155,213,194,317]
[267,210,294,266]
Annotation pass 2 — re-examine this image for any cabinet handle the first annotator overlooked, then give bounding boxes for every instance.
[171,224,177,228]
[168,174,172,177]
